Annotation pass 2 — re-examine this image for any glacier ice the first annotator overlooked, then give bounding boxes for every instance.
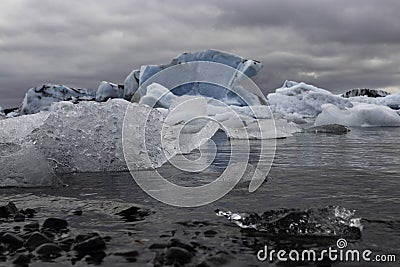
[267,81,353,119]
[0,112,50,143]
[315,103,400,127]
[139,83,177,109]
[135,50,265,107]
[0,144,58,187]
[348,92,400,110]
[20,84,95,115]
[0,100,180,186]
[95,81,124,102]
[123,69,140,101]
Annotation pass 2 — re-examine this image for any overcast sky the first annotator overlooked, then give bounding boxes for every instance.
[1,0,400,108]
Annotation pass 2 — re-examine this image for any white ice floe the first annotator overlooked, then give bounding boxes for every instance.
[315,103,400,127]
[348,92,400,109]
[267,81,353,119]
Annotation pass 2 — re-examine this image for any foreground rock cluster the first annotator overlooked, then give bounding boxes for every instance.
[0,202,110,266]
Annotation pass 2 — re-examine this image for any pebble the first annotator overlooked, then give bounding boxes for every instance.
[166,246,192,264]
[12,253,31,265]
[23,222,40,231]
[35,243,63,257]
[114,250,139,257]
[25,232,53,251]
[73,235,106,252]
[0,232,24,247]
[0,202,18,218]
[149,243,167,249]
[14,213,25,222]
[42,218,68,231]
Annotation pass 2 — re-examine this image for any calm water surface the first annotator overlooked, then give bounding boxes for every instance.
[1,127,399,266]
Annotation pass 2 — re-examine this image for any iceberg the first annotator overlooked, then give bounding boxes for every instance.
[20,84,95,115]
[267,81,353,119]
[95,81,124,102]
[131,49,265,107]
[348,92,400,110]
[315,103,400,127]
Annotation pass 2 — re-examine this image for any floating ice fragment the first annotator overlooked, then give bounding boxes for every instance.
[315,103,400,127]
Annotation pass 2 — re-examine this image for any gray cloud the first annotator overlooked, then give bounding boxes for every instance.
[0,0,399,108]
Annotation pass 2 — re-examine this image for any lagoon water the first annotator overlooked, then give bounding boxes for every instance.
[1,127,399,266]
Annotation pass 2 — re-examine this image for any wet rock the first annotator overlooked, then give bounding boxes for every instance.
[34,243,62,257]
[24,209,36,218]
[25,232,52,251]
[0,233,24,247]
[149,243,167,249]
[42,218,68,231]
[204,230,218,237]
[73,234,106,252]
[23,222,39,232]
[72,209,83,216]
[114,250,139,261]
[114,250,139,257]
[306,124,350,134]
[115,205,151,222]
[14,213,25,222]
[12,253,31,265]
[167,239,196,253]
[166,247,193,264]
[83,251,107,265]
[59,237,74,251]
[0,202,18,218]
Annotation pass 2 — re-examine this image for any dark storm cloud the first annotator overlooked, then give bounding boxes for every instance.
[0,0,399,108]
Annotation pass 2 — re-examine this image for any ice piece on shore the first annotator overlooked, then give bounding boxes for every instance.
[20,84,95,115]
[0,112,50,143]
[29,99,177,172]
[95,81,124,102]
[0,99,180,180]
[341,88,390,98]
[0,107,4,120]
[267,81,352,118]
[315,103,400,127]
[0,144,58,187]
[216,206,362,239]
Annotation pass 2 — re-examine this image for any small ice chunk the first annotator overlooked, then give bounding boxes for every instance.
[315,103,400,127]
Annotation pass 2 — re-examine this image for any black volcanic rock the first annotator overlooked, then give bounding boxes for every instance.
[341,88,390,98]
